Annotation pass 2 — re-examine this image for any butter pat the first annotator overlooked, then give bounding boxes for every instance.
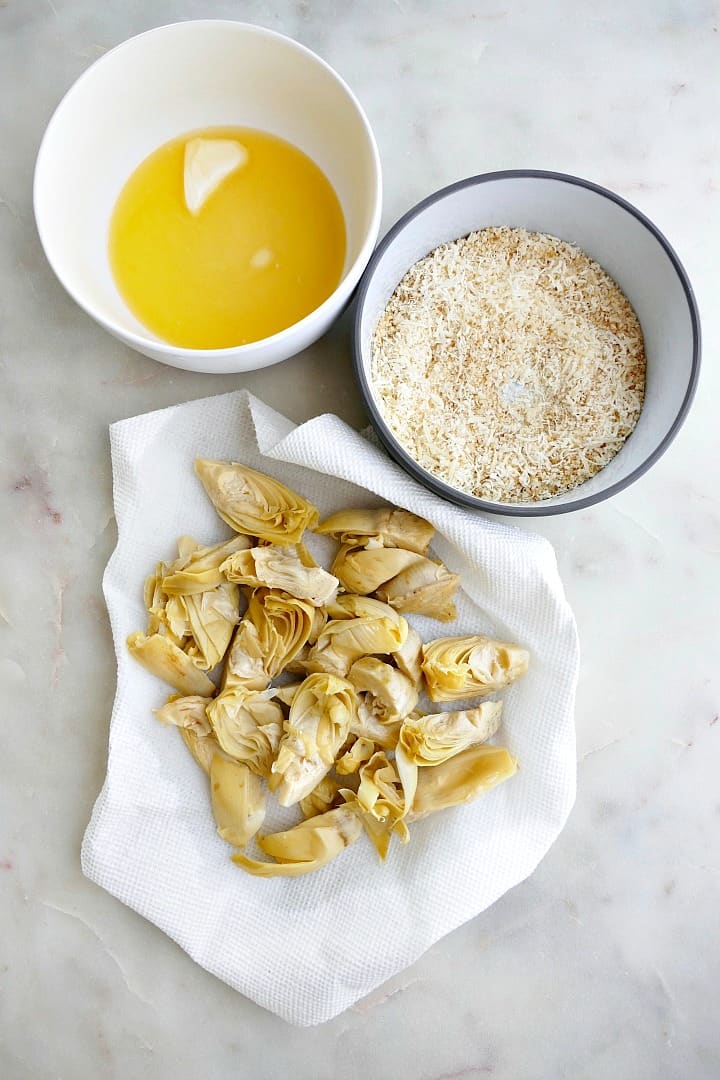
[184,137,248,215]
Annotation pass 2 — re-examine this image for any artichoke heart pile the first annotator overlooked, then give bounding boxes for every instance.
[127,461,529,878]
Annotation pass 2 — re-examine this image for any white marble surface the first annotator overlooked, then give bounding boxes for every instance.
[1,0,719,1076]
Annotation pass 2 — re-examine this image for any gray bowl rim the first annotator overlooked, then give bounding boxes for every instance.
[351,168,701,517]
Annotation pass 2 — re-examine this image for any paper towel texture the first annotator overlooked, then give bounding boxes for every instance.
[82,390,579,1026]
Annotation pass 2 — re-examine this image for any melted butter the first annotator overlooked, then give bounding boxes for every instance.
[109,127,346,349]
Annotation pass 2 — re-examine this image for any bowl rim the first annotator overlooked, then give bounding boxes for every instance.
[352,168,701,517]
[33,19,383,361]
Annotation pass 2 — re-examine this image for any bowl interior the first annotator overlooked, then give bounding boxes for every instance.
[34,21,379,347]
[356,173,698,512]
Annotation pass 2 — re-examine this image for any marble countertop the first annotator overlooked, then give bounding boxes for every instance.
[2,1,719,1077]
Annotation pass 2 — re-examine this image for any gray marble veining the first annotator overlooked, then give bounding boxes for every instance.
[1,1,719,1077]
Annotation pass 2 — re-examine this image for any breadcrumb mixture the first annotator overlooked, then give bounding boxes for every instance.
[371,227,646,503]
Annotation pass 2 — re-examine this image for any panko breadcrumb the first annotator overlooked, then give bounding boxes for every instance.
[370,227,646,503]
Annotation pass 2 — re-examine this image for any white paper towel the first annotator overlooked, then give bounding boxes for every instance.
[82,389,579,1026]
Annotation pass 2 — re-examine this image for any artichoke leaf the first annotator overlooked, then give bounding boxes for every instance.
[180,726,231,775]
[221,545,338,607]
[409,744,518,819]
[393,624,424,688]
[210,757,266,847]
[232,806,362,876]
[127,631,216,696]
[154,694,213,736]
[161,534,252,595]
[331,542,423,595]
[376,557,460,622]
[272,681,304,708]
[194,459,318,544]
[182,581,240,670]
[422,634,530,702]
[316,507,434,555]
[299,774,342,819]
[336,736,376,775]
[305,609,408,678]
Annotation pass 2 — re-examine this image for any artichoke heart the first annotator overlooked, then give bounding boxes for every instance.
[410,744,518,819]
[398,700,503,767]
[194,459,318,544]
[231,806,362,877]
[161,534,252,595]
[376,557,460,622]
[331,541,422,595]
[299,774,342,819]
[154,694,213,736]
[210,757,266,847]
[422,634,530,702]
[223,589,314,690]
[305,606,408,678]
[393,625,424,688]
[127,631,216,697]
[269,673,356,806]
[348,656,418,723]
[182,581,240,670]
[221,545,338,607]
[206,686,284,778]
[316,507,435,555]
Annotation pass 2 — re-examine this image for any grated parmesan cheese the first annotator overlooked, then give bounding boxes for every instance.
[370,227,646,503]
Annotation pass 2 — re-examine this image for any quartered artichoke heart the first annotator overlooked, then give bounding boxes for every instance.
[161,534,252,595]
[409,744,518,820]
[331,540,423,595]
[398,700,503,767]
[232,805,362,877]
[376,556,461,622]
[223,589,314,690]
[269,673,356,807]
[305,600,408,678]
[221,544,338,606]
[348,655,418,722]
[316,507,435,555]
[210,757,266,848]
[194,459,318,544]
[126,631,216,697]
[181,581,240,670]
[206,686,284,778]
[154,694,213,736]
[299,774,342,819]
[422,634,530,702]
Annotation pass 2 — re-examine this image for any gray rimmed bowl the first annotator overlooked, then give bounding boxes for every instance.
[352,170,700,516]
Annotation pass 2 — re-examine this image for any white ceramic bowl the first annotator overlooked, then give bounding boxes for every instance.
[34,21,382,373]
[353,171,700,515]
